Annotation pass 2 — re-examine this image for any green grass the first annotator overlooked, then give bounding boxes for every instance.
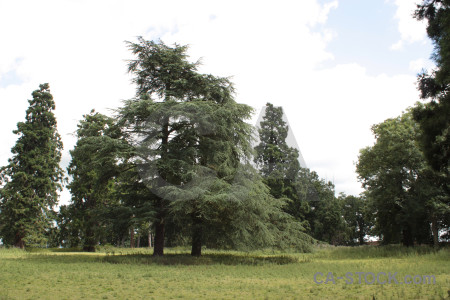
[0,245,449,299]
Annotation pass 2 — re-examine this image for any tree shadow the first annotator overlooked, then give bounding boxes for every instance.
[100,253,300,266]
[7,249,305,266]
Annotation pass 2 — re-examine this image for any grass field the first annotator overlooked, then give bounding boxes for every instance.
[0,245,449,299]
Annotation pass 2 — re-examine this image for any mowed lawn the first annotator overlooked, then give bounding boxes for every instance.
[0,246,448,300]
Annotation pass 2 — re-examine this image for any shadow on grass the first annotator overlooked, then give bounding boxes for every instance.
[16,254,103,264]
[100,253,301,266]
[4,249,302,266]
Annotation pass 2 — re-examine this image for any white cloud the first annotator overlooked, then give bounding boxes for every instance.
[390,40,403,51]
[317,1,339,25]
[289,64,420,195]
[389,0,427,50]
[0,0,425,203]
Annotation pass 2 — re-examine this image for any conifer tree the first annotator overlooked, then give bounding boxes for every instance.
[0,84,63,248]
[119,37,215,255]
[254,103,308,221]
[67,110,132,251]
[254,103,301,197]
[120,38,255,255]
[255,103,300,184]
[120,39,316,256]
[413,1,450,194]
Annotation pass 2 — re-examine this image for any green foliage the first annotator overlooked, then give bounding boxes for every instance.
[66,110,135,251]
[0,84,63,248]
[253,103,309,225]
[52,204,83,248]
[126,37,234,103]
[254,103,353,245]
[299,169,349,245]
[338,193,374,245]
[120,38,317,256]
[413,1,450,196]
[357,110,448,245]
[254,103,301,199]
[122,38,244,255]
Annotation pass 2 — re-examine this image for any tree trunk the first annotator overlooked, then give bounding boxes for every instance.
[83,224,96,252]
[148,231,152,248]
[431,215,439,248]
[358,220,365,245]
[153,220,165,256]
[402,225,414,247]
[83,198,98,252]
[14,233,25,249]
[191,214,203,257]
[120,234,126,247]
[130,227,135,248]
[151,120,170,256]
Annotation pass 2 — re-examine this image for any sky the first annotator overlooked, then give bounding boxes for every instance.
[0,0,434,205]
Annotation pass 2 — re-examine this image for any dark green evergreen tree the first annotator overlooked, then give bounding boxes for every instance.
[121,38,262,256]
[119,37,222,255]
[0,84,63,248]
[254,103,308,222]
[413,1,450,196]
[254,103,300,197]
[67,110,132,251]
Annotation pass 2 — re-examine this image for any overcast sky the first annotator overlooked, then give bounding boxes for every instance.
[0,0,433,204]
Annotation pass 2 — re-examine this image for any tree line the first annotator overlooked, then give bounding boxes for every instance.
[0,0,448,254]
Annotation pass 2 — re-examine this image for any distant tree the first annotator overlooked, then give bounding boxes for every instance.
[254,103,301,198]
[0,84,63,248]
[254,103,309,223]
[300,169,348,245]
[253,103,351,244]
[54,204,83,248]
[338,193,373,245]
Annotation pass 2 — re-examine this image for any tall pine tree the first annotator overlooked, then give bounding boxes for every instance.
[254,103,308,220]
[0,84,63,248]
[254,103,301,198]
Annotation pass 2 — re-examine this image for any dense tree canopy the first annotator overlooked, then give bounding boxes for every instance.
[357,110,448,246]
[338,193,373,245]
